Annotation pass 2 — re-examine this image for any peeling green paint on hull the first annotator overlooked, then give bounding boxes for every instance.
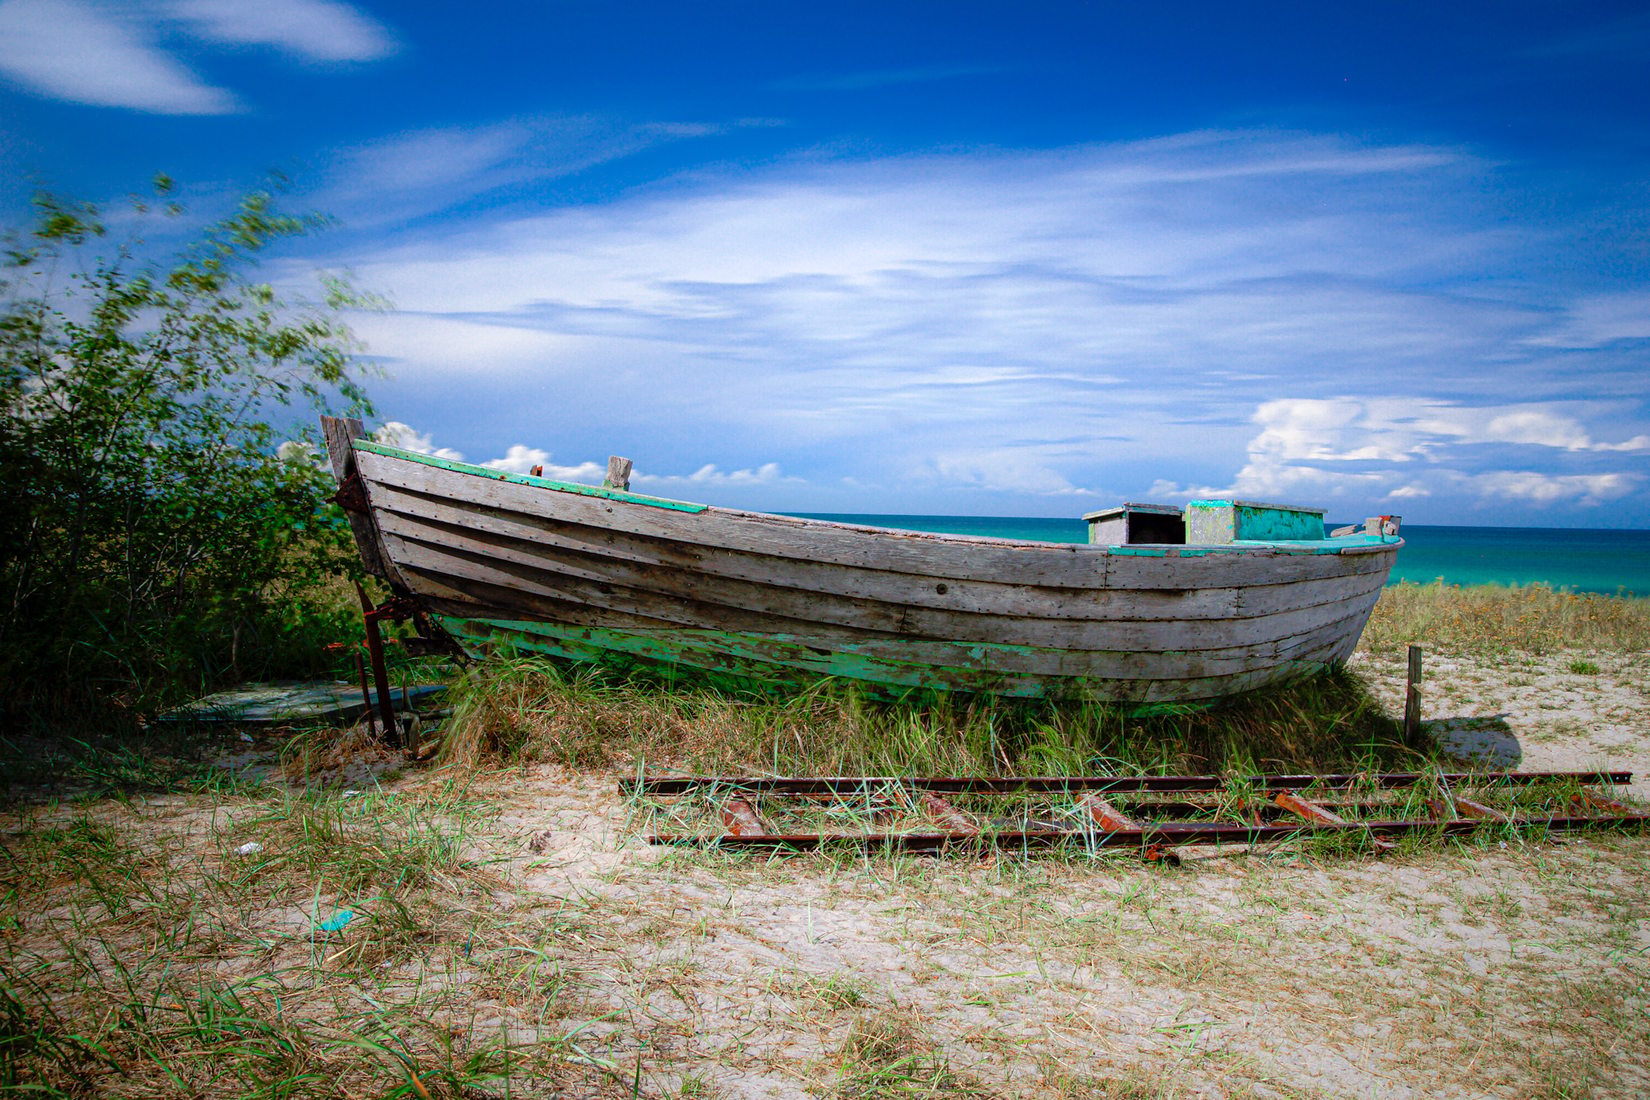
[435,615,1342,704]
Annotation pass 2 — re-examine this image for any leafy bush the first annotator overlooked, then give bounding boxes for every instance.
[0,178,374,719]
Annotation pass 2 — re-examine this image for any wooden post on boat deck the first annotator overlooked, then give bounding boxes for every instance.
[604,456,633,491]
[1403,645,1423,746]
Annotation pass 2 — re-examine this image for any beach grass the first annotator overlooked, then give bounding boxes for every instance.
[421,579,1650,780]
[437,655,1418,779]
[1,586,1646,1098]
[0,781,644,1099]
[1361,579,1650,655]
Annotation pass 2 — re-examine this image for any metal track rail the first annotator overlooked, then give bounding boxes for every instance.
[629,771,1647,856]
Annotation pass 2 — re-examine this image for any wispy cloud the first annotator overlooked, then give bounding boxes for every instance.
[327,128,1650,521]
[0,0,236,113]
[315,116,762,228]
[1527,290,1650,348]
[166,0,394,62]
[1470,470,1636,505]
[0,0,391,113]
[635,463,796,490]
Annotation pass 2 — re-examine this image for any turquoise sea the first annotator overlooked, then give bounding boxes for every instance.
[791,515,1650,596]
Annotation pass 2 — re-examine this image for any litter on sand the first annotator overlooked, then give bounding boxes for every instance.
[316,910,355,933]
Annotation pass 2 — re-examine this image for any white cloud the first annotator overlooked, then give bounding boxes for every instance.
[635,463,793,489]
[167,0,394,62]
[1470,471,1636,506]
[481,446,608,484]
[366,424,792,494]
[0,0,236,113]
[331,129,1650,521]
[480,445,547,474]
[0,0,390,113]
[1246,398,1404,463]
[1240,397,1650,466]
[1145,396,1650,511]
[1481,411,1594,450]
[373,421,464,461]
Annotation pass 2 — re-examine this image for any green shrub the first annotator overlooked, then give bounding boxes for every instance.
[0,177,374,719]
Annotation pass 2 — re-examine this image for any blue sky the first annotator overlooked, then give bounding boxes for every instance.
[3,1,1648,526]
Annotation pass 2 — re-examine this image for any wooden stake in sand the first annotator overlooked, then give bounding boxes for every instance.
[1404,645,1423,746]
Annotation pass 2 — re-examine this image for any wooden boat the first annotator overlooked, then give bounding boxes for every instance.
[322,417,1402,703]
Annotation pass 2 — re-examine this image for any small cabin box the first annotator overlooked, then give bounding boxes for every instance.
[1185,500,1326,544]
[1083,503,1186,546]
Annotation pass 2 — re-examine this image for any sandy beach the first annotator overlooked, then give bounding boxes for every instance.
[5,641,1645,1099]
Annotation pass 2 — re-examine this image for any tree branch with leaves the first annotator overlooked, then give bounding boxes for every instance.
[0,176,378,719]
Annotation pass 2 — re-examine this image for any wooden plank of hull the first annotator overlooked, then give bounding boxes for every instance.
[380,528,1387,655]
[401,566,1378,689]
[373,507,1389,637]
[356,450,1400,591]
[368,482,1390,623]
[422,590,1373,686]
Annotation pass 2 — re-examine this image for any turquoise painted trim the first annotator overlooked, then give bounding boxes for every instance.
[1065,535,1397,557]
[1133,534,1400,556]
[1105,546,1170,557]
[353,439,709,513]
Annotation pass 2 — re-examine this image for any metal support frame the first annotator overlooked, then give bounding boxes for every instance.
[630,771,1645,856]
[353,647,377,740]
[353,582,425,756]
[354,581,401,748]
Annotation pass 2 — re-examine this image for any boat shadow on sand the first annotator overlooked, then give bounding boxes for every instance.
[1426,713,1520,768]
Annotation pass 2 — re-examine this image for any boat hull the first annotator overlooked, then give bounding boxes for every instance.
[329,427,1401,703]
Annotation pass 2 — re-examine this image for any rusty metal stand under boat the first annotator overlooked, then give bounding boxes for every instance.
[627,771,1647,857]
[353,581,430,759]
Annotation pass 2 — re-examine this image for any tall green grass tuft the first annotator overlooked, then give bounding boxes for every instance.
[441,656,1416,778]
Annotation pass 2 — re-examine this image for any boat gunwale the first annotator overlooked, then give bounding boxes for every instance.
[352,440,1405,558]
